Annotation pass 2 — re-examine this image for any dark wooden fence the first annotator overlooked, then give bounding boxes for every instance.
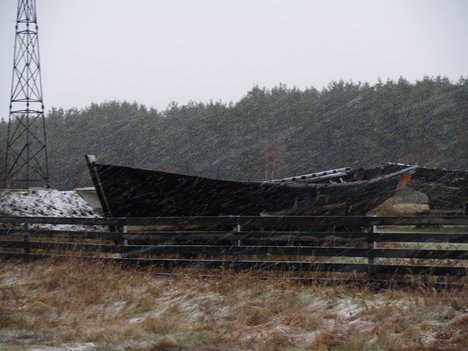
[0,216,467,286]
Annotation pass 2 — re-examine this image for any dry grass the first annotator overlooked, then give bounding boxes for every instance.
[0,258,467,350]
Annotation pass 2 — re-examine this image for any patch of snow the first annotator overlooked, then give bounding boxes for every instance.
[334,298,363,319]
[128,317,146,324]
[30,343,96,351]
[112,301,126,310]
[419,331,436,345]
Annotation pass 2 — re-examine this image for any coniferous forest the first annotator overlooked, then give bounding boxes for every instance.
[0,77,467,190]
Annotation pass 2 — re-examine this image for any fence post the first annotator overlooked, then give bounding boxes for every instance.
[23,222,31,254]
[235,224,242,246]
[122,225,128,246]
[233,223,242,270]
[367,225,377,280]
[120,225,128,258]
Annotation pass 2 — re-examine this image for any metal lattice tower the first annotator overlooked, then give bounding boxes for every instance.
[3,0,49,188]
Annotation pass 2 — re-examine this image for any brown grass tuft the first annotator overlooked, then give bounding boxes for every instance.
[309,328,345,350]
[451,313,468,326]
[263,327,296,350]
[145,337,181,351]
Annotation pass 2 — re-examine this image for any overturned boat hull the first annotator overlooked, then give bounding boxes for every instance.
[86,156,415,217]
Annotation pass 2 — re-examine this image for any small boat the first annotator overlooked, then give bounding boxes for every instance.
[384,163,468,212]
[86,155,416,217]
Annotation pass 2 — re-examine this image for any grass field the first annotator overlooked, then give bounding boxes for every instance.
[1,258,467,351]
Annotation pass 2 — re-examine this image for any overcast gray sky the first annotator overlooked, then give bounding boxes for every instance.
[1,0,467,118]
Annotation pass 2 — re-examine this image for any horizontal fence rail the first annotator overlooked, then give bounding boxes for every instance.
[0,215,467,286]
[1,215,468,226]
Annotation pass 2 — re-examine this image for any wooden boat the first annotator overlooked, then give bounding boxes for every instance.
[86,155,416,217]
[384,163,468,211]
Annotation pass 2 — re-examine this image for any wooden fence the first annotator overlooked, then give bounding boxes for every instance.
[0,216,467,287]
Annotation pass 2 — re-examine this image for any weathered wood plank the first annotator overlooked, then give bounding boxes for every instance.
[0,216,126,225]
[2,229,467,244]
[0,240,118,252]
[1,215,467,227]
[125,216,468,227]
[2,240,467,261]
[0,228,123,240]
[374,233,468,243]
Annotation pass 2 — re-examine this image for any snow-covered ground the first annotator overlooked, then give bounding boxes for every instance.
[0,188,100,229]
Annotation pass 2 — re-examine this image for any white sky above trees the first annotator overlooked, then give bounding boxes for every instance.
[0,0,467,118]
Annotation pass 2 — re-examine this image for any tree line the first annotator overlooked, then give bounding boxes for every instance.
[0,76,467,190]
